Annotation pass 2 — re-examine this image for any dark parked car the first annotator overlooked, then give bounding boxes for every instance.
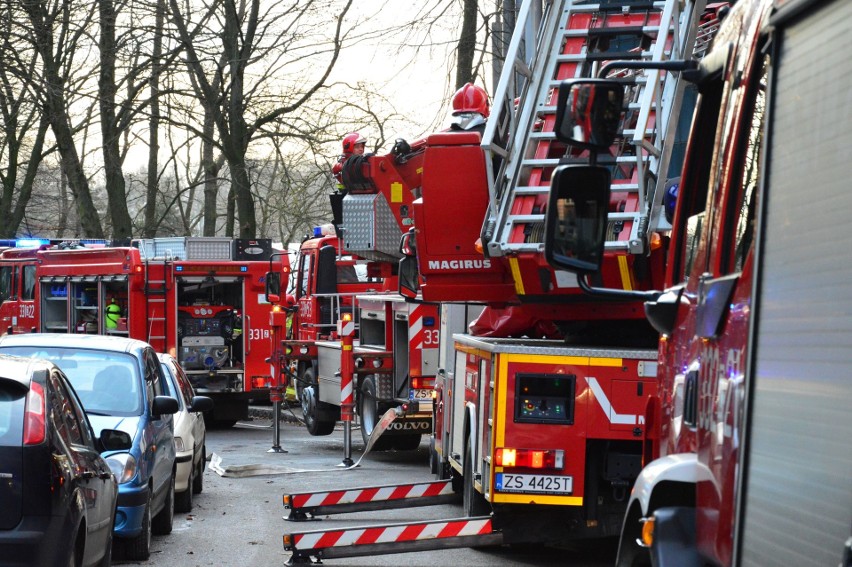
[0,354,132,567]
[0,335,179,561]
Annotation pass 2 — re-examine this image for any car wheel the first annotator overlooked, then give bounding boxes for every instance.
[152,474,175,535]
[300,368,336,436]
[357,375,394,451]
[97,507,115,567]
[175,464,194,513]
[193,448,205,495]
[123,491,152,561]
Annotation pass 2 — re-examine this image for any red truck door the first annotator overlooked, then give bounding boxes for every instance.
[648,42,769,566]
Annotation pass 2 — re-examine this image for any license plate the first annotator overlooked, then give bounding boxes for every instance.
[495,473,573,495]
[409,389,432,400]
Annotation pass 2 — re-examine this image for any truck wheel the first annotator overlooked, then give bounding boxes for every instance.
[358,376,393,451]
[615,504,651,567]
[300,368,336,436]
[463,442,491,517]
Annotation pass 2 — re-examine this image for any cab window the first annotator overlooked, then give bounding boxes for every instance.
[297,253,312,298]
[0,266,12,302]
[21,266,36,300]
[724,54,769,273]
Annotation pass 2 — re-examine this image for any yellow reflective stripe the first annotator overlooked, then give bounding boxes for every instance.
[508,257,525,295]
[618,255,634,290]
[492,493,583,506]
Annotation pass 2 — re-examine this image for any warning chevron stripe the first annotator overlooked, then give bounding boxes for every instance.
[290,479,454,509]
[291,517,493,551]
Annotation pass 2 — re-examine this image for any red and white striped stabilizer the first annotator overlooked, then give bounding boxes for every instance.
[284,516,502,562]
[284,480,458,520]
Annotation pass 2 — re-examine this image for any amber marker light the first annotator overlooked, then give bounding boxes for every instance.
[640,516,656,547]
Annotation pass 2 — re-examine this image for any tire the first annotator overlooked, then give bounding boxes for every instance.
[152,475,174,535]
[123,491,152,561]
[463,441,491,517]
[615,504,652,567]
[175,464,194,513]
[193,448,205,495]
[97,507,115,567]
[300,368,336,436]
[357,375,393,451]
[429,435,441,476]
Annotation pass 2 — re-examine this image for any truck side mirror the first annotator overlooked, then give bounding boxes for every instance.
[544,165,611,274]
[555,79,624,150]
[265,272,281,303]
[316,245,338,295]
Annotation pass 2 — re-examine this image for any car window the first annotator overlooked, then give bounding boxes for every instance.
[0,346,142,417]
[159,361,185,411]
[0,381,25,445]
[174,363,195,407]
[54,370,95,447]
[48,370,85,446]
[145,349,165,397]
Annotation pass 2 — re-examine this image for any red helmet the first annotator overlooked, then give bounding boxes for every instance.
[342,132,366,155]
[452,83,490,117]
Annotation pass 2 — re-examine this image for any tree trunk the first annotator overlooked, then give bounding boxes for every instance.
[24,0,103,238]
[98,0,132,239]
[202,106,219,236]
[455,0,478,88]
[143,0,165,238]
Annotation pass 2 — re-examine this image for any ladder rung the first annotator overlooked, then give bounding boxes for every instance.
[148,335,166,341]
[507,214,544,224]
[514,186,550,195]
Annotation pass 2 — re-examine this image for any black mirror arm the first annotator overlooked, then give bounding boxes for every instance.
[597,59,699,80]
[576,273,661,302]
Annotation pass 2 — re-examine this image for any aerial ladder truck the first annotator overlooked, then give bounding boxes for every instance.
[277,0,722,563]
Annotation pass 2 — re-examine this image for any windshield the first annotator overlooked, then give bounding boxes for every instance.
[0,346,142,417]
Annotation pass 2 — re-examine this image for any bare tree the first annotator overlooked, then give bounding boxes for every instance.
[20,0,104,237]
[167,0,355,238]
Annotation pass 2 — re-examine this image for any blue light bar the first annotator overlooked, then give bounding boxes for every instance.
[16,238,50,248]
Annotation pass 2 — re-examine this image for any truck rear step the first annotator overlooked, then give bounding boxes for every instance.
[284,516,500,564]
[283,479,459,520]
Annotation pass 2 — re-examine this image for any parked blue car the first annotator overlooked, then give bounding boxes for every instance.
[0,334,179,561]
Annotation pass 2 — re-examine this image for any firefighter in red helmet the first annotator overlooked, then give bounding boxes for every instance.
[333,132,367,190]
[341,132,367,157]
[450,83,489,134]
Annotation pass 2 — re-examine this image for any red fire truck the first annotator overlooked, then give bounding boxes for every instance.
[544,0,852,565]
[275,0,726,562]
[0,237,286,425]
[268,137,442,450]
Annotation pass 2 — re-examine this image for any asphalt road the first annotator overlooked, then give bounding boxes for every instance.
[114,406,617,567]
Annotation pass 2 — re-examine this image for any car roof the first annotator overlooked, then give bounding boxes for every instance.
[0,354,53,388]
[0,333,152,355]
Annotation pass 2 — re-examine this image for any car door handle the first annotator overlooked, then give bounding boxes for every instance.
[99,471,113,480]
[81,470,96,479]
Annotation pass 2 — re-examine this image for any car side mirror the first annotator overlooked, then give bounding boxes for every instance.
[152,395,179,418]
[188,395,214,413]
[544,165,612,274]
[99,428,132,451]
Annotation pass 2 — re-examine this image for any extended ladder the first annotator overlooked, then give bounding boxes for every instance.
[481,0,708,258]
